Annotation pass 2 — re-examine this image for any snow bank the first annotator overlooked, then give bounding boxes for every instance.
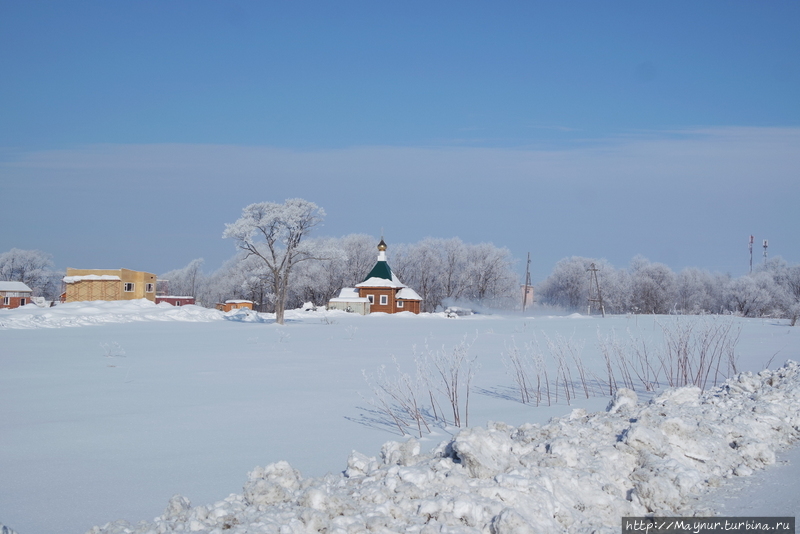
[88,361,800,534]
[0,299,224,329]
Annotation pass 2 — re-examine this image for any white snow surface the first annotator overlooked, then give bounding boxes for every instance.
[1,301,799,533]
[0,298,223,328]
[88,364,800,534]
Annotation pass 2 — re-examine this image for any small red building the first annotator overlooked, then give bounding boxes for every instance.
[155,296,196,306]
[354,239,422,314]
[0,281,34,309]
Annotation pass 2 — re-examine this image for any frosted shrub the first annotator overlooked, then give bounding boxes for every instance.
[597,316,741,394]
[362,338,478,436]
[503,339,534,404]
[502,334,587,407]
[418,336,478,428]
[597,329,661,393]
[657,316,740,390]
[361,357,431,438]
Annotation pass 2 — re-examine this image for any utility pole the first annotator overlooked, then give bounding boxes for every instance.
[522,252,533,312]
[587,262,605,317]
[749,235,754,274]
[763,239,769,266]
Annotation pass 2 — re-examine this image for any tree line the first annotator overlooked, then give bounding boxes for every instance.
[1,200,518,321]
[163,234,519,315]
[537,255,800,325]
[4,197,797,326]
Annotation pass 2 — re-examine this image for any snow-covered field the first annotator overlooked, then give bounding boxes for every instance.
[1,301,798,534]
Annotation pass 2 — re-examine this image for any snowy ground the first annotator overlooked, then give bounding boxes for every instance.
[1,301,798,533]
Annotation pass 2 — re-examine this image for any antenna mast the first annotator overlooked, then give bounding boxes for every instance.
[749,235,754,274]
[763,239,769,265]
[587,262,605,317]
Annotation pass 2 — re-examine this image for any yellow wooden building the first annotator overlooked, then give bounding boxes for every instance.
[62,268,157,303]
[215,300,254,312]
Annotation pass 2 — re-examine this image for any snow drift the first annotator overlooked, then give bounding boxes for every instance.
[0,299,224,329]
[88,361,800,534]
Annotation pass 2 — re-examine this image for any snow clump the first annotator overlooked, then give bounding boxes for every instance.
[87,361,800,534]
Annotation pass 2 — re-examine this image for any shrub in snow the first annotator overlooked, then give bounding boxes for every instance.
[88,361,800,534]
[362,338,479,438]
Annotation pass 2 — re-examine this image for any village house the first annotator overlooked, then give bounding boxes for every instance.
[329,239,422,314]
[215,300,254,312]
[0,281,34,309]
[62,268,157,303]
[155,296,196,306]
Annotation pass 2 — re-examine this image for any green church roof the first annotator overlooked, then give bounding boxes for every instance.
[363,260,393,282]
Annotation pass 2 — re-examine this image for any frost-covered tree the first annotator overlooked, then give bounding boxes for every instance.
[537,256,594,311]
[629,256,676,314]
[725,272,775,317]
[462,242,518,306]
[537,256,624,313]
[199,254,263,309]
[783,264,800,325]
[440,238,470,303]
[538,253,800,320]
[161,258,205,299]
[338,234,379,288]
[754,258,800,324]
[390,239,517,312]
[0,248,56,297]
[598,264,630,314]
[289,236,348,307]
[674,267,728,314]
[223,199,325,324]
[392,239,446,312]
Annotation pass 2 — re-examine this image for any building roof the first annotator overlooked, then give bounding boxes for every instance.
[0,281,33,293]
[363,260,393,282]
[63,275,121,283]
[396,287,422,301]
[356,239,409,289]
[337,288,360,299]
[356,275,406,289]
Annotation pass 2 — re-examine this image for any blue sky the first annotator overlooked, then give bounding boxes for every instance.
[1,1,798,281]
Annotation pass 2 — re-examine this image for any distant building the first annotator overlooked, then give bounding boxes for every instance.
[328,288,371,315]
[155,296,196,306]
[330,239,422,314]
[62,268,157,303]
[0,281,34,309]
[521,284,534,309]
[215,300,254,312]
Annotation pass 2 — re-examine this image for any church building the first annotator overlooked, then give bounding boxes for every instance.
[329,239,422,314]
